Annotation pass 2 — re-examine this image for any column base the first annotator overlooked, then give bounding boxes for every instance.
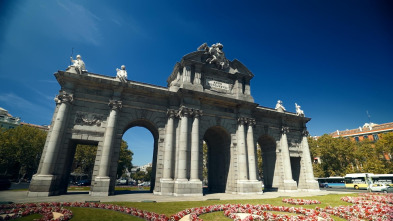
[90,176,111,196]
[155,178,175,195]
[28,174,57,197]
[236,180,263,195]
[298,180,320,191]
[173,179,203,196]
[278,179,298,192]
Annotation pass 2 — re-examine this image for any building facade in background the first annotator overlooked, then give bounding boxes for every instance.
[330,122,393,142]
[0,107,21,130]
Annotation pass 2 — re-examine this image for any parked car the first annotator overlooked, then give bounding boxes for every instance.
[138,181,150,187]
[386,186,393,193]
[0,176,11,190]
[77,179,91,186]
[116,179,128,185]
[368,183,388,192]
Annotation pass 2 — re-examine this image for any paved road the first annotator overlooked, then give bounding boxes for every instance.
[0,188,357,204]
[319,187,367,193]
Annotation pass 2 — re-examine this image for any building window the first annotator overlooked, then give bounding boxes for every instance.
[363,135,369,140]
[373,134,379,141]
[355,137,359,142]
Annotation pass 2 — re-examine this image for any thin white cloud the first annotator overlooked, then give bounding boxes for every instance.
[54,0,102,46]
[0,93,53,119]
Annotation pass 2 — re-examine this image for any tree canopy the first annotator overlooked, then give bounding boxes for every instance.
[0,126,47,180]
[309,132,393,177]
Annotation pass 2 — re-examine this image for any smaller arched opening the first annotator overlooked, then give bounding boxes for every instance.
[203,126,231,193]
[62,139,99,194]
[121,120,158,193]
[258,135,277,190]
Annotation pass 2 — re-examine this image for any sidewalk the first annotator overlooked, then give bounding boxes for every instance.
[0,190,355,204]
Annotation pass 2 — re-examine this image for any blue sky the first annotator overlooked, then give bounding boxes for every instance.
[1,0,392,166]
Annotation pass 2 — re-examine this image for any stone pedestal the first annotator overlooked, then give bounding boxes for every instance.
[156,179,175,195]
[28,174,56,197]
[174,180,203,196]
[90,177,111,196]
[278,180,298,192]
[236,180,263,195]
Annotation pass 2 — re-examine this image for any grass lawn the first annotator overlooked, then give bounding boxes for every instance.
[14,193,356,220]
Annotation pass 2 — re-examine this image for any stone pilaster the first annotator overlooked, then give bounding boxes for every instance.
[28,91,73,197]
[278,126,297,192]
[91,99,122,196]
[182,66,191,83]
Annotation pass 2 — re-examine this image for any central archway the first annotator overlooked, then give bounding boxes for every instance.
[122,119,159,193]
[203,126,231,193]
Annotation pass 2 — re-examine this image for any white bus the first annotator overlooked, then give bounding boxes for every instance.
[370,174,393,187]
[344,173,373,190]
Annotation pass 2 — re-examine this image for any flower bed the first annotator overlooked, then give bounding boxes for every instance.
[1,194,393,221]
[282,198,321,205]
[317,193,393,221]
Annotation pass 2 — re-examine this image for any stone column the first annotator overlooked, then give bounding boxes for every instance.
[190,109,202,181]
[279,126,297,191]
[97,100,122,178]
[237,117,248,181]
[162,109,177,180]
[28,92,73,197]
[246,118,258,181]
[40,92,73,175]
[177,106,191,181]
[299,129,319,190]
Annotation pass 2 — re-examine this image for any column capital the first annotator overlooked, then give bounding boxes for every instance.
[109,99,122,110]
[167,109,177,118]
[178,106,192,117]
[238,117,247,125]
[54,91,73,104]
[247,118,256,127]
[281,126,290,134]
[302,128,309,137]
[193,109,203,118]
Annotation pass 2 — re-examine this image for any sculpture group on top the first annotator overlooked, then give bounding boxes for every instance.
[275,100,306,117]
[198,42,229,69]
[66,54,128,82]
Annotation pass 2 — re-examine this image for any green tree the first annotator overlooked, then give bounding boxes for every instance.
[0,125,47,180]
[117,140,133,178]
[256,144,263,180]
[72,144,97,178]
[144,167,152,181]
[376,132,393,173]
[310,135,355,177]
[71,140,133,179]
[202,142,208,184]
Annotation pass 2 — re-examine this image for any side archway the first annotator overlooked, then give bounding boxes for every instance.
[257,135,277,189]
[203,126,231,193]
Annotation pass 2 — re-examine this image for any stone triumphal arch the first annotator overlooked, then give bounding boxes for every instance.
[28,43,319,197]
